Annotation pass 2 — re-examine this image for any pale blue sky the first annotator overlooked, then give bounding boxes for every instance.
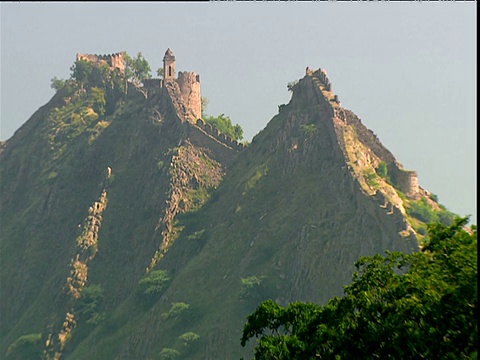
[1,2,476,224]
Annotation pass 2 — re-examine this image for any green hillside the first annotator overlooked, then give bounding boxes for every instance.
[0,55,461,359]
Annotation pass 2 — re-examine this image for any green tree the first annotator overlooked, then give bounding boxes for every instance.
[51,76,67,92]
[89,87,107,116]
[77,284,106,325]
[376,160,388,179]
[137,269,170,297]
[161,302,190,319]
[159,348,180,360]
[204,114,244,141]
[241,217,477,359]
[70,59,94,87]
[179,332,200,346]
[124,51,152,85]
[157,67,165,78]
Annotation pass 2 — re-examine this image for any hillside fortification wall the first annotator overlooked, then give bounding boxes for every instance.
[76,52,125,73]
[304,66,420,198]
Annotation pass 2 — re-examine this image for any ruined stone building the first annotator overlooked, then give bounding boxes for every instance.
[76,52,125,73]
[76,48,243,151]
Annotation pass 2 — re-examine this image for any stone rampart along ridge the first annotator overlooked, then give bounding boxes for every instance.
[302,66,420,199]
[195,118,245,151]
[342,109,420,198]
[305,67,340,107]
[76,52,125,73]
[312,68,332,92]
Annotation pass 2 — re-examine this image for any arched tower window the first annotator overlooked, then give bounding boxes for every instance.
[169,66,172,77]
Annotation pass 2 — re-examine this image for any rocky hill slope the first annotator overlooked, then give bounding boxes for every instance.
[0,59,455,359]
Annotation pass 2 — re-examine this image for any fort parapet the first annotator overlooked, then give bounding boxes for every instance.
[76,52,125,73]
[304,66,420,199]
[195,119,245,151]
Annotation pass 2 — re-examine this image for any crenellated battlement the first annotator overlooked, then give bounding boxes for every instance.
[76,52,125,73]
[307,67,332,92]
[195,118,245,151]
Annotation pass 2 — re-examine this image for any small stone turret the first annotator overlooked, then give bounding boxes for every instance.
[163,48,176,80]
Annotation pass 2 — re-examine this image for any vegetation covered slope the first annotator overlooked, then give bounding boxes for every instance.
[0,63,230,359]
[241,217,477,359]
[1,61,459,359]
[65,69,422,359]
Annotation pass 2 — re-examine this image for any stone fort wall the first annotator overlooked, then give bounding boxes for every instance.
[77,49,242,158]
[144,72,201,121]
[177,72,202,120]
[76,52,125,73]
[342,110,419,197]
[305,67,419,198]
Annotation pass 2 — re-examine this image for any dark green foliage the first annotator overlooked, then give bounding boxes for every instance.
[161,302,190,320]
[376,160,388,179]
[157,67,165,78]
[407,196,435,223]
[77,284,106,325]
[300,124,317,138]
[159,348,180,359]
[6,333,43,360]
[124,52,152,85]
[241,217,477,359]
[364,168,379,188]
[137,270,171,298]
[71,59,94,86]
[204,114,244,141]
[407,196,456,226]
[51,76,67,92]
[179,332,200,345]
[89,87,107,116]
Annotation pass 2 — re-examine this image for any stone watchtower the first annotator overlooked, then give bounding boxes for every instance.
[160,48,202,120]
[163,48,176,80]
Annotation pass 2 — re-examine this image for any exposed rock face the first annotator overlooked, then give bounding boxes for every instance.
[0,70,234,359]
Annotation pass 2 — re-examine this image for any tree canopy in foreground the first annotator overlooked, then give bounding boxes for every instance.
[241,217,477,359]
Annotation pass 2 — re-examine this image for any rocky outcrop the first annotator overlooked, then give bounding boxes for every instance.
[45,167,111,360]
[147,142,225,271]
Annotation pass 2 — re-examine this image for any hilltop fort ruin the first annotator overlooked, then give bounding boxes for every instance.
[75,49,419,199]
[77,48,244,153]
